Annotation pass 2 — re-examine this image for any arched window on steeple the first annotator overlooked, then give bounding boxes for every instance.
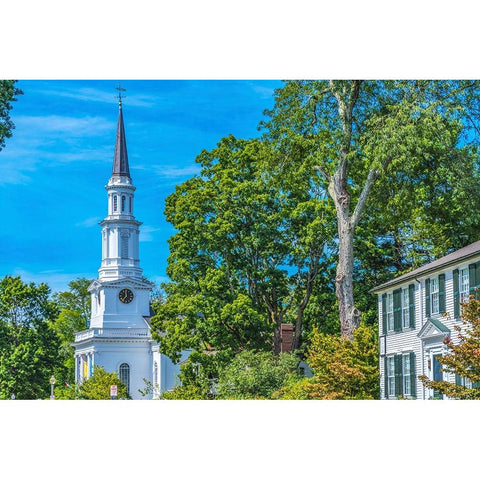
[121,195,126,212]
[113,195,118,212]
[119,363,130,395]
[129,196,132,213]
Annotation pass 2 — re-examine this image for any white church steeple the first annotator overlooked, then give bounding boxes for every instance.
[73,91,185,399]
[98,100,143,280]
[87,98,154,330]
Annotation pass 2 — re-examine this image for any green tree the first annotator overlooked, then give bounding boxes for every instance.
[0,80,22,151]
[53,383,78,399]
[216,350,302,399]
[51,278,91,383]
[162,384,210,400]
[276,325,379,399]
[352,129,480,326]
[0,276,61,399]
[78,366,129,400]
[151,136,333,385]
[420,298,480,399]
[262,80,480,339]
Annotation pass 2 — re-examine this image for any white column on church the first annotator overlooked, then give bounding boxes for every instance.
[74,355,78,383]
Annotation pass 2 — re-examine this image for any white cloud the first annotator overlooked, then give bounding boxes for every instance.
[0,158,36,185]
[75,217,102,228]
[249,82,276,99]
[14,115,114,137]
[12,268,93,293]
[143,164,201,178]
[35,86,158,108]
[139,225,161,242]
[0,142,113,185]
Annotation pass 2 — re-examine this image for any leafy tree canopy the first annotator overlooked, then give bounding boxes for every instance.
[51,278,91,383]
[78,366,129,400]
[0,276,61,399]
[0,80,22,151]
[151,135,333,382]
[276,324,379,399]
[216,350,302,399]
[261,80,480,338]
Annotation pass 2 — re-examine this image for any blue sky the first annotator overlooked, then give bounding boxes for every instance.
[0,80,283,292]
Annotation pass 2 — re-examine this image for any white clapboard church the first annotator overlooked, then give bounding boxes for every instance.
[72,99,188,399]
[373,241,480,399]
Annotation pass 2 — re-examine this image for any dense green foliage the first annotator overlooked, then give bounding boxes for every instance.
[276,325,379,399]
[261,80,480,337]
[162,384,210,400]
[353,142,480,324]
[216,350,302,399]
[151,80,480,393]
[51,278,91,383]
[151,136,333,384]
[53,383,77,399]
[0,80,22,151]
[420,299,480,399]
[0,276,62,399]
[77,366,129,400]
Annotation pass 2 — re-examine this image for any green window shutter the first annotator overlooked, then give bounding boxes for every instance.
[384,356,388,399]
[382,294,387,335]
[409,284,415,329]
[475,261,480,300]
[409,351,416,398]
[439,273,446,314]
[469,263,476,296]
[455,374,462,386]
[453,269,460,319]
[425,278,431,318]
[394,354,403,397]
[393,289,402,332]
[472,381,480,389]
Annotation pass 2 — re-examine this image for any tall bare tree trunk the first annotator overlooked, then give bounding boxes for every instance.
[336,216,360,340]
[324,81,364,340]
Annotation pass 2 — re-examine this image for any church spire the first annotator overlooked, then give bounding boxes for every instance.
[112,91,130,178]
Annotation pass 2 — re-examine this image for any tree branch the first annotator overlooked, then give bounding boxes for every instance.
[351,154,393,229]
[351,166,379,229]
[313,165,332,183]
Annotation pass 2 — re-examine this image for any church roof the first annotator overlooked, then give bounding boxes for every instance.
[112,102,131,178]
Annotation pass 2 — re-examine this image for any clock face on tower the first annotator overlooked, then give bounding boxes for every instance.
[118,288,134,304]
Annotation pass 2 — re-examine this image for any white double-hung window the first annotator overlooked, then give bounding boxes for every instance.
[402,287,410,329]
[460,268,470,303]
[402,354,411,396]
[385,353,416,399]
[431,277,439,314]
[387,356,395,396]
[387,293,394,331]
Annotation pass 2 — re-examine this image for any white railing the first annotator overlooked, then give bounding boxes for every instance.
[75,328,150,342]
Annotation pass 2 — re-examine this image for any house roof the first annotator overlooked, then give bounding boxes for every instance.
[372,240,480,293]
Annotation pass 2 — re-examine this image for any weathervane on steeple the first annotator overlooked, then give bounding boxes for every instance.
[115,84,126,106]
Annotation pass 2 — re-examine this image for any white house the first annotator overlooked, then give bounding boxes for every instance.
[72,99,188,399]
[373,241,480,399]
